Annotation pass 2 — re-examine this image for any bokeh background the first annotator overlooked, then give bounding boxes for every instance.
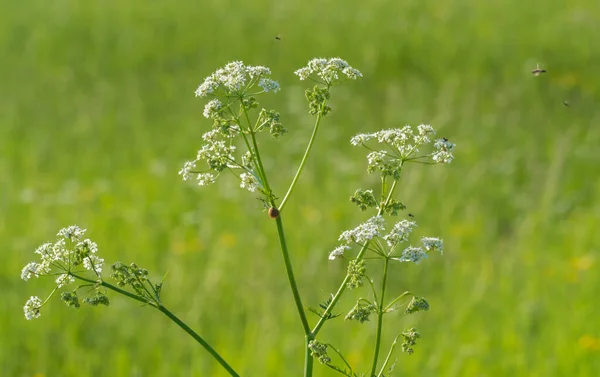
[2,0,599,376]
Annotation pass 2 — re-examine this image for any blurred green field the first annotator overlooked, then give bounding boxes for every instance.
[2,0,600,376]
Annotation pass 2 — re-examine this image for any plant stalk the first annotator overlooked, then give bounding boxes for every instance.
[279,102,327,212]
[369,257,389,377]
[275,215,311,335]
[304,334,315,377]
[70,273,240,377]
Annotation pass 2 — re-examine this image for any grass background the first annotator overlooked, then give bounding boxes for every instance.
[2,0,599,376]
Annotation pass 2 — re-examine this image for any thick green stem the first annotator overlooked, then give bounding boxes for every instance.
[239,96,315,374]
[275,216,314,377]
[279,102,326,212]
[70,273,240,377]
[275,215,311,334]
[369,258,389,377]
[157,305,241,377]
[304,334,315,377]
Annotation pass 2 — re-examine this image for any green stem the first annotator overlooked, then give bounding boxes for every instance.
[382,178,399,209]
[70,273,240,377]
[311,249,361,335]
[305,334,315,377]
[377,333,403,377]
[326,343,354,375]
[275,216,313,377]
[240,104,273,199]
[383,291,412,312]
[279,102,326,212]
[369,257,389,377]
[133,270,158,302]
[157,305,241,377]
[70,273,153,306]
[250,131,274,201]
[312,180,399,336]
[275,215,310,334]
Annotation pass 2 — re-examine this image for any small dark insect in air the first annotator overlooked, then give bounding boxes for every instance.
[531,63,547,76]
[563,101,570,107]
[275,35,281,40]
[442,137,449,142]
[408,213,415,218]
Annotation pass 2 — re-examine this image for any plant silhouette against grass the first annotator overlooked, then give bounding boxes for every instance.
[22,58,455,377]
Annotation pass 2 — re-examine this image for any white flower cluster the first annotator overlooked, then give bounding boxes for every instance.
[194,61,280,97]
[178,140,237,186]
[239,172,260,192]
[24,296,42,320]
[241,151,253,168]
[203,99,223,119]
[432,138,456,164]
[21,225,105,320]
[383,219,417,246]
[394,246,428,264]
[328,245,350,261]
[196,141,236,169]
[201,126,241,142]
[351,124,433,154]
[329,217,443,264]
[295,58,362,83]
[57,225,87,240]
[338,215,386,245]
[183,61,290,193]
[421,237,444,254]
[21,226,103,283]
[351,124,455,168]
[56,273,75,288]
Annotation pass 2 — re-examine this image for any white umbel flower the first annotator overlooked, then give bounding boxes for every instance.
[24,296,43,320]
[56,274,75,288]
[338,216,385,244]
[195,61,280,97]
[295,57,362,84]
[240,172,259,192]
[328,245,350,260]
[395,246,428,264]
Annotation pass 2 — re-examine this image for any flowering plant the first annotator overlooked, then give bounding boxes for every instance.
[22,58,455,377]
